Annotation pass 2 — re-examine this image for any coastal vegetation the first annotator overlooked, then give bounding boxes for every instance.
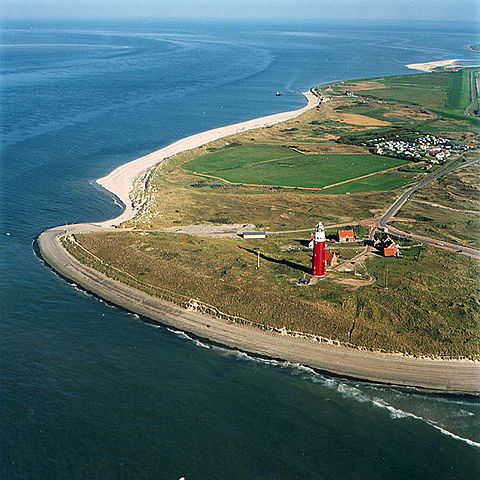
[393,163,480,249]
[65,68,479,358]
[64,230,479,358]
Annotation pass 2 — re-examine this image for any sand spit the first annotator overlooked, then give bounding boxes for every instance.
[406,59,466,72]
[96,90,319,227]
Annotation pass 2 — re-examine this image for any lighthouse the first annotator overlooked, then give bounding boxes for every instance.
[312,222,326,277]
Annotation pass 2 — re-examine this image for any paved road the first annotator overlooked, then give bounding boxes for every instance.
[379,156,479,228]
[377,156,480,257]
[330,156,480,268]
[384,225,480,258]
[38,227,480,394]
[36,156,480,394]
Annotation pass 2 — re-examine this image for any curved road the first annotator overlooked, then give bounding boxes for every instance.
[36,101,480,394]
[378,156,480,257]
[379,157,479,228]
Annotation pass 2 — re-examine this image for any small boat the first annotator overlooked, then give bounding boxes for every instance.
[275,91,282,96]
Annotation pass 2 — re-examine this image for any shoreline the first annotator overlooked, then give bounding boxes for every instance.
[37,85,480,394]
[406,58,480,72]
[96,90,319,227]
[37,226,480,394]
[406,59,463,72]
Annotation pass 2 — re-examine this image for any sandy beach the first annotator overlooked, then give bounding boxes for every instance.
[97,90,319,227]
[38,225,480,393]
[37,87,480,393]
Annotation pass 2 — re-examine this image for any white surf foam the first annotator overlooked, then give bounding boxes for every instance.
[164,326,479,448]
[370,399,480,448]
[166,327,210,349]
[428,423,480,448]
[277,362,480,449]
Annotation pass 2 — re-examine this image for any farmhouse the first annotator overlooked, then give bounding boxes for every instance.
[338,229,355,243]
[374,235,399,257]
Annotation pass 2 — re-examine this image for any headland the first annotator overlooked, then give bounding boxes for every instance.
[38,66,480,394]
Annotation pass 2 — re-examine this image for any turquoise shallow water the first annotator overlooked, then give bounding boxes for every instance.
[1,19,479,479]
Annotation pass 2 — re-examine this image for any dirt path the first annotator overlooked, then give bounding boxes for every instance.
[321,163,415,191]
[410,199,479,214]
[36,94,480,394]
[190,161,416,192]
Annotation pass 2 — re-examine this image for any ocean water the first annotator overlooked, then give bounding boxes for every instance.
[1,18,479,479]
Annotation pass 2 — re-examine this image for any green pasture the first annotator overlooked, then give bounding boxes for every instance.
[335,103,394,123]
[323,170,414,194]
[183,145,408,189]
[445,68,473,111]
[337,69,480,126]
[350,72,451,108]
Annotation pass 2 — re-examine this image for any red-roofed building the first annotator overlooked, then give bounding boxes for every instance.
[383,244,398,256]
[374,235,399,257]
[325,249,337,267]
[338,229,355,243]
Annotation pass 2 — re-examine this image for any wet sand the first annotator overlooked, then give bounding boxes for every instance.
[38,226,480,394]
[406,59,464,72]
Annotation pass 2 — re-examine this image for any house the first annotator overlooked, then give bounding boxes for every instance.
[325,249,337,267]
[383,243,398,256]
[338,229,355,243]
[374,235,399,257]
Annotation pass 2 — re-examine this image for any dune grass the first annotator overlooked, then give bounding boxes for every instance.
[71,69,479,358]
[68,231,480,358]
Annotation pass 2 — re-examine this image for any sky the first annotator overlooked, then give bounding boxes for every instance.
[1,0,479,22]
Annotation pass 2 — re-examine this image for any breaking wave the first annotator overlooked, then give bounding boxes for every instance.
[165,326,480,449]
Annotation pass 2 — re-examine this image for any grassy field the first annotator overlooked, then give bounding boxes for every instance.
[325,69,480,126]
[183,145,408,188]
[127,159,398,231]
[69,231,480,358]
[323,170,416,194]
[326,72,451,108]
[445,68,473,112]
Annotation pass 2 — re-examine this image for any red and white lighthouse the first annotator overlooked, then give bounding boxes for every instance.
[312,222,326,277]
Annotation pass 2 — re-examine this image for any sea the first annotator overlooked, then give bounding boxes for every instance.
[1,18,479,479]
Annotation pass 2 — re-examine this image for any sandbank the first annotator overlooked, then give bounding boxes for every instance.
[406,59,465,72]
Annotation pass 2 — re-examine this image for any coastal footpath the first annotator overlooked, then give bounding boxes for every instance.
[38,87,480,394]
